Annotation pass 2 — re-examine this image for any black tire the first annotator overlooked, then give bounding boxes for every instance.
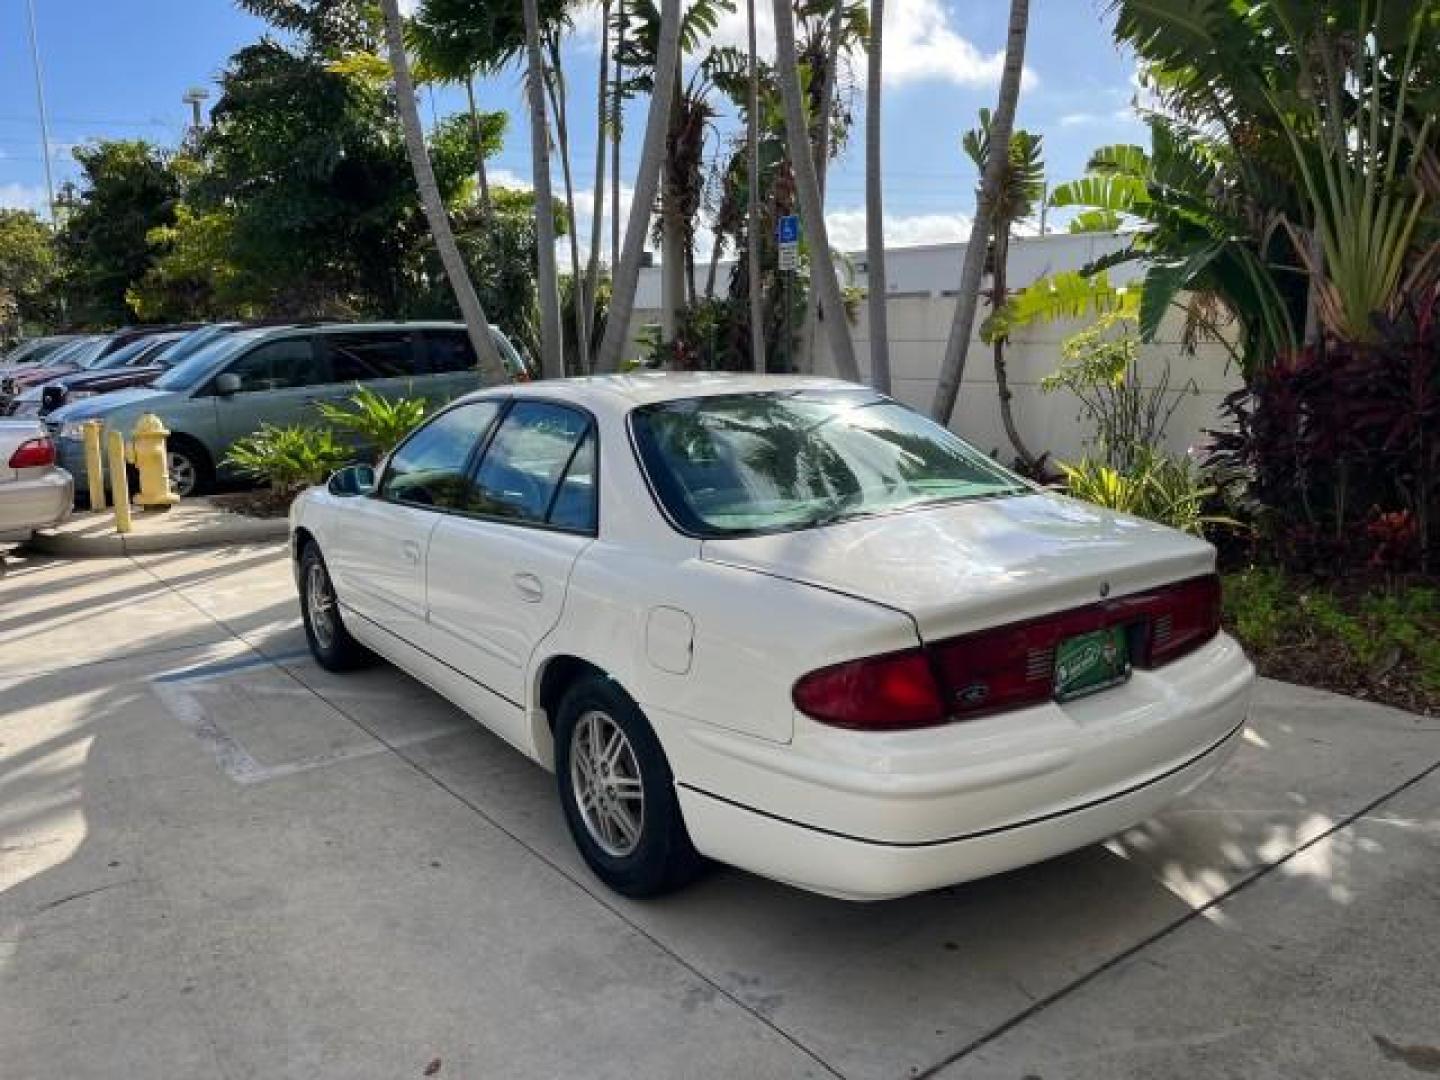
[554,675,704,898]
[167,435,214,498]
[298,542,373,672]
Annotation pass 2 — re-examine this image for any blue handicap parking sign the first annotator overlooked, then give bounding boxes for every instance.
[776,215,800,244]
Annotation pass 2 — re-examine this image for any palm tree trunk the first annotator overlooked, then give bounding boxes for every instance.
[464,74,493,217]
[378,0,507,384]
[930,0,1028,424]
[544,39,590,373]
[865,0,890,393]
[522,0,565,379]
[705,235,723,300]
[661,71,686,344]
[584,0,611,351]
[745,0,767,373]
[593,0,684,373]
[611,15,624,268]
[796,0,845,374]
[771,0,860,381]
[990,229,1035,468]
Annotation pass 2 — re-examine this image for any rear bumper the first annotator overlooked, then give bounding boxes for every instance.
[659,633,1255,899]
[677,718,1243,900]
[0,469,73,540]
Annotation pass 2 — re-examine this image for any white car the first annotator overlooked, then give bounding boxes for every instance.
[291,374,1254,901]
[0,420,73,542]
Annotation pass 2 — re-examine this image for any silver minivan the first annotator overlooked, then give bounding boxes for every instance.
[48,322,531,498]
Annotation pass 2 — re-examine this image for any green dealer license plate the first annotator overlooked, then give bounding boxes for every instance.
[1054,626,1131,701]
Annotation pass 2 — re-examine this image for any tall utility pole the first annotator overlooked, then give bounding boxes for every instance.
[24,0,57,224]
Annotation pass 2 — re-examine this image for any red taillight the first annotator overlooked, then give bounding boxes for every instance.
[1142,574,1221,666]
[8,436,55,469]
[792,650,947,730]
[794,575,1223,731]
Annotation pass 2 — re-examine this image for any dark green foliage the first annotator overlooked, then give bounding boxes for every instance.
[56,140,180,326]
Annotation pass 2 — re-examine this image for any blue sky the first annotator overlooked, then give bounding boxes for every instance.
[0,0,1145,254]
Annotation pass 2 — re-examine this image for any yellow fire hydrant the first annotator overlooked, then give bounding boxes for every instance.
[129,413,180,510]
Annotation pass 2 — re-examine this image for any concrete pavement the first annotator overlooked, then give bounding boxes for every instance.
[1,543,1437,1079]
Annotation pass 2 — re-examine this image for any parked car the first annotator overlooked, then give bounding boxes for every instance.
[0,420,72,542]
[289,374,1256,901]
[0,335,79,371]
[0,335,108,408]
[6,332,188,418]
[49,321,533,498]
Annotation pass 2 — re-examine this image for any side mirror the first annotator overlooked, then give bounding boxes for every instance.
[214,372,242,396]
[327,464,377,497]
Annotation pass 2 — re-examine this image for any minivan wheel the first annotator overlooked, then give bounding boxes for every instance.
[166,436,213,498]
[554,675,704,897]
[298,543,372,672]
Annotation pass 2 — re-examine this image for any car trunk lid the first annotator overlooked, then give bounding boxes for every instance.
[700,493,1215,642]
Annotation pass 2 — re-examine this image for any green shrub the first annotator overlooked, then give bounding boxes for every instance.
[317,384,428,459]
[223,424,351,495]
[1060,449,1234,537]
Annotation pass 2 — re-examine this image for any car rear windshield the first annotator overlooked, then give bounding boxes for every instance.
[630,389,1028,537]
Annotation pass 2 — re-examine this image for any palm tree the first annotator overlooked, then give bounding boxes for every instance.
[593,0,685,373]
[864,0,889,392]
[795,0,854,372]
[583,0,612,357]
[522,0,565,378]
[542,34,591,371]
[930,0,1028,425]
[745,0,766,372]
[770,0,860,381]
[963,110,1043,468]
[377,0,508,384]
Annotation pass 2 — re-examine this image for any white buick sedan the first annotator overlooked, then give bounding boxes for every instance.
[291,374,1254,900]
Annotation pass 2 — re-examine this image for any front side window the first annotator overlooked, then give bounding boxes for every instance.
[470,402,592,527]
[380,400,502,509]
[222,339,326,393]
[630,390,1027,537]
[328,332,416,382]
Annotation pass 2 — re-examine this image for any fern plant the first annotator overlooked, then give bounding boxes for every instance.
[317,384,429,459]
[223,424,351,495]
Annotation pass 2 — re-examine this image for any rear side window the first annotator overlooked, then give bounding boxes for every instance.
[423,330,476,374]
[380,400,502,509]
[223,339,326,392]
[327,332,417,382]
[470,402,593,528]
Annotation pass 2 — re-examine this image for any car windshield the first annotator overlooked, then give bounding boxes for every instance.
[71,338,114,370]
[630,390,1029,537]
[157,324,239,369]
[39,337,98,368]
[94,337,166,370]
[151,329,268,391]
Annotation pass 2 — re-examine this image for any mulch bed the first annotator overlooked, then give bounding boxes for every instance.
[208,489,294,520]
[1232,630,1440,718]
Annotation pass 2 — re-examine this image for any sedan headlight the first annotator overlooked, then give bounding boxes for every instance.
[67,390,97,402]
[59,421,91,441]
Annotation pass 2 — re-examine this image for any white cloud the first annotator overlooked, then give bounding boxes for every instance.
[0,183,48,212]
[824,207,972,250]
[706,0,1036,88]
[1059,107,1140,128]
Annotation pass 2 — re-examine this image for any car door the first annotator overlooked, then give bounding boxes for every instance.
[213,336,330,448]
[325,399,505,645]
[423,401,598,716]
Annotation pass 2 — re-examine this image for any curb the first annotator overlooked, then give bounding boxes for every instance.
[27,514,288,557]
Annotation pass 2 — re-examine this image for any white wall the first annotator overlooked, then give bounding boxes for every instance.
[631,233,1242,465]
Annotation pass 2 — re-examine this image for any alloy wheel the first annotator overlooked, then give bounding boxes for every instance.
[305,559,336,651]
[569,709,645,857]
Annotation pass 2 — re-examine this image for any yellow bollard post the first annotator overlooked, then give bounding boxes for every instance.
[82,420,107,512]
[130,414,179,510]
[106,429,132,535]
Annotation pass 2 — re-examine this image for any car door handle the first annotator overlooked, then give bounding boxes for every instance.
[512,572,544,603]
[401,540,422,565]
